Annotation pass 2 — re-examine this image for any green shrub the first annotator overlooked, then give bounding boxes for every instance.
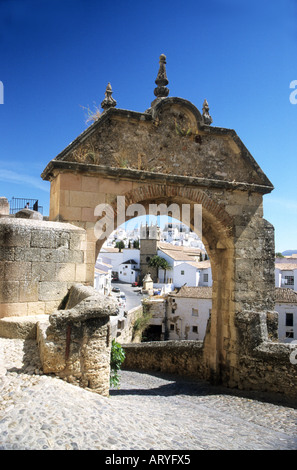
[110,339,125,389]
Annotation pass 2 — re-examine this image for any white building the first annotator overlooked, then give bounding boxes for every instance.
[94,258,112,295]
[118,259,139,283]
[275,287,297,342]
[275,262,297,291]
[155,243,212,288]
[100,247,140,280]
[167,286,212,341]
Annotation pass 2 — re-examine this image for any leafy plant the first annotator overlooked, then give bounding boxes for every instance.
[115,240,125,252]
[110,339,125,389]
[148,255,172,281]
[132,303,153,340]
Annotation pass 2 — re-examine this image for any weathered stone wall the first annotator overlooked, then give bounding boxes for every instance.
[122,341,206,378]
[37,284,119,396]
[0,218,87,318]
[110,305,143,344]
[235,310,297,399]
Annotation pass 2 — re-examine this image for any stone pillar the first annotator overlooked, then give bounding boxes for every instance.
[0,197,9,216]
[37,284,119,396]
[0,218,87,318]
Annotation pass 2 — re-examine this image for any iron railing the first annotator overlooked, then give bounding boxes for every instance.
[9,197,43,215]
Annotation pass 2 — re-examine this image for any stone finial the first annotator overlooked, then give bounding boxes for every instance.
[202,99,213,125]
[154,54,169,98]
[101,82,117,110]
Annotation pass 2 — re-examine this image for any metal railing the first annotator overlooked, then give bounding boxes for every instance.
[9,197,43,215]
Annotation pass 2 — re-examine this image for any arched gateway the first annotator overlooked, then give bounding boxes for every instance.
[41,55,281,390]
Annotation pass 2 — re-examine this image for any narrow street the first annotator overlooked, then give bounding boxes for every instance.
[111,281,144,311]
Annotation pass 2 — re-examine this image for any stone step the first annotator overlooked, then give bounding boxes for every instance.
[0,315,50,340]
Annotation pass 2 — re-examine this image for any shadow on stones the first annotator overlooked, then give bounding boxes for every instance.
[110,369,297,409]
[7,339,42,375]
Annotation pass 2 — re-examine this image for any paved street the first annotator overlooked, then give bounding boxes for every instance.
[111,281,144,311]
[1,337,297,451]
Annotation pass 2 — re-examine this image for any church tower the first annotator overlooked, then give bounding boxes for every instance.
[139,223,160,282]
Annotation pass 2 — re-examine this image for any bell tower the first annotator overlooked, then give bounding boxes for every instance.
[139,223,160,282]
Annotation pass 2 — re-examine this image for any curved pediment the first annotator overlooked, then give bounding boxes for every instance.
[42,96,273,193]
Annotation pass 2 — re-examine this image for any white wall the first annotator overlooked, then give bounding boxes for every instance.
[275,302,297,343]
[198,267,213,287]
[167,297,211,341]
[172,263,199,288]
[118,263,138,283]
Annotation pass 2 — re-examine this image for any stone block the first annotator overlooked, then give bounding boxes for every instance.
[30,230,57,248]
[56,263,76,282]
[59,205,82,222]
[0,302,28,318]
[0,197,9,215]
[15,209,43,220]
[27,301,46,316]
[0,281,19,303]
[14,247,41,262]
[19,281,39,302]
[0,315,49,339]
[59,173,82,191]
[38,282,68,302]
[31,262,57,281]
[0,224,31,248]
[0,246,14,261]
[4,261,32,281]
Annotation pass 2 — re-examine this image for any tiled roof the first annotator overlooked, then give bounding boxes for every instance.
[275,288,297,303]
[159,248,194,261]
[158,242,202,254]
[169,286,213,299]
[275,263,297,271]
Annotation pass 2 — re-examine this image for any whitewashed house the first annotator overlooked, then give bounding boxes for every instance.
[156,243,206,287]
[118,259,139,283]
[275,262,297,290]
[100,247,140,280]
[166,286,212,340]
[275,287,297,342]
[94,258,112,295]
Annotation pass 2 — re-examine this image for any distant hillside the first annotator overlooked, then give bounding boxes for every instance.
[282,250,297,256]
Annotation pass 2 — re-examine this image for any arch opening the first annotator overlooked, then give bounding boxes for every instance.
[92,184,236,378]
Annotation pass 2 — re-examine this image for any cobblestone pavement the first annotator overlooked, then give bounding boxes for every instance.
[0,338,297,451]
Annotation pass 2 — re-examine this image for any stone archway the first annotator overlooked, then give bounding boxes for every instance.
[41,57,277,389]
[102,182,236,382]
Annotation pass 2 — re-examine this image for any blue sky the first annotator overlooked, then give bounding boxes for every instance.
[0,0,296,252]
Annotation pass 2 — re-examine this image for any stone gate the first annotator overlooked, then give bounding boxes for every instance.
[40,55,297,397]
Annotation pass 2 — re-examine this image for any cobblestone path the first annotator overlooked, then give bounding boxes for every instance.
[0,338,297,450]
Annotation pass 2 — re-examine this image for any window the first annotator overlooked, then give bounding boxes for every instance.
[181,270,184,275]
[285,276,294,286]
[192,326,198,333]
[170,324,175,331]
[286,313,294,327]
[286,331,294,338]
[192,308,198,317]
[203,273,208,283]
